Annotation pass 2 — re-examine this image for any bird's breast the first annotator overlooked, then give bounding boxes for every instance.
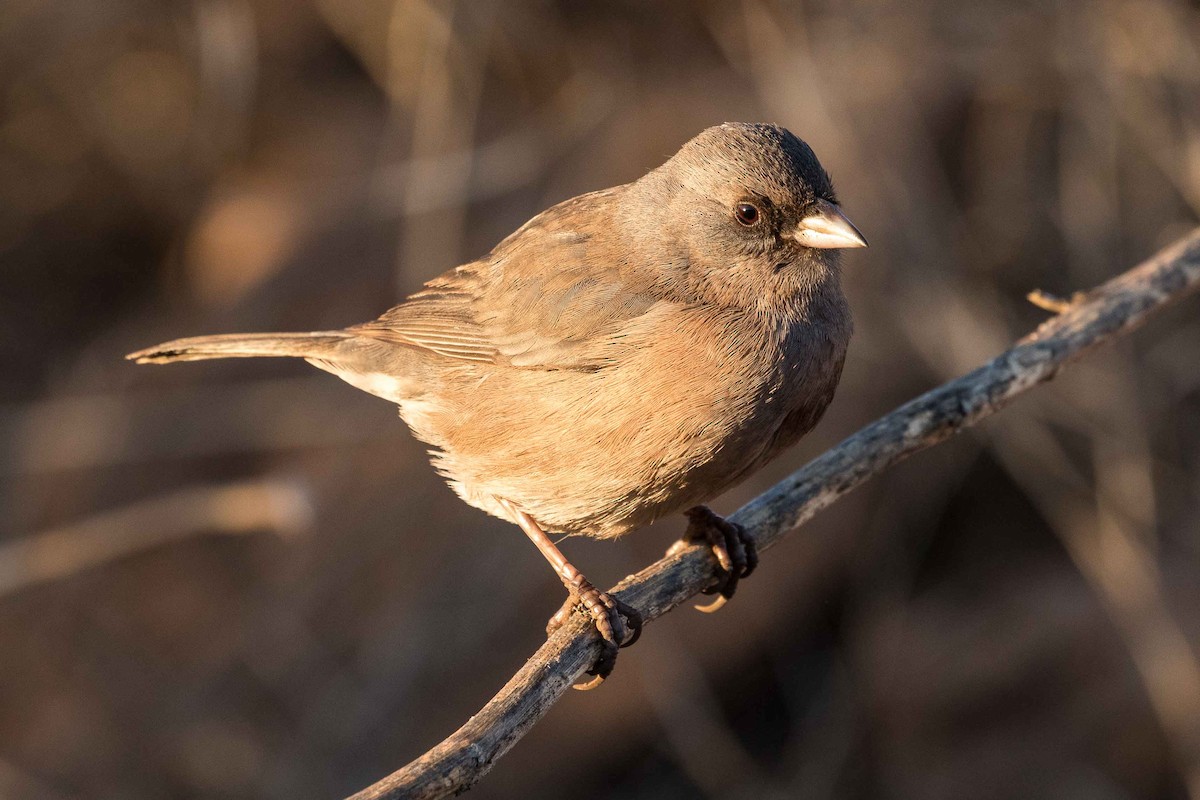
[421,301,848,538]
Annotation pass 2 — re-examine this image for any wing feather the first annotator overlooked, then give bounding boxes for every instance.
[351,188,675,371]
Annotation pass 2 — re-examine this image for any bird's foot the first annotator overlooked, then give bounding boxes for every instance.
[668,505,758,613]
[547,572,642,691]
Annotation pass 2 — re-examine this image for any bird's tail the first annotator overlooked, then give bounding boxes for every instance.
[126,331,353,364]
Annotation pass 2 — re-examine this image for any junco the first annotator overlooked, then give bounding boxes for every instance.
[129,122,866,687]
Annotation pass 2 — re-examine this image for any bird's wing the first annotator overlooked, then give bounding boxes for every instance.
[350,191,672,371]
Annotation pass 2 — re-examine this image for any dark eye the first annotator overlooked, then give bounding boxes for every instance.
[734,202,760,226]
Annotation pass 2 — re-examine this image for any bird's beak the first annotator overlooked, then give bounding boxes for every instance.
[791,199,868,249]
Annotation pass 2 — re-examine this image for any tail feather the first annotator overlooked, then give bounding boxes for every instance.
[127,331,352,364]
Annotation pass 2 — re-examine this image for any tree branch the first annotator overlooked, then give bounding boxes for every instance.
[348,228,1200,800]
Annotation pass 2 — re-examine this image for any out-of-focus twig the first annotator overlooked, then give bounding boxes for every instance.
[367,73,611,218]
[348,229,1200,800]
[990,396,1200,798]
[0,478,313,596]
[1,376,384,476]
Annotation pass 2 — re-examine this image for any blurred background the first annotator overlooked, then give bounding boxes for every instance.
[1,0,1199,798]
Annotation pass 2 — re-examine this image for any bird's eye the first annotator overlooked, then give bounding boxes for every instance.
[734,202,760,226]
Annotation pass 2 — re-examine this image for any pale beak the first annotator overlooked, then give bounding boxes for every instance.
[791,199,868,249]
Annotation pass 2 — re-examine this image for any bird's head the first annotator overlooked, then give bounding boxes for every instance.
[630,122,865,309]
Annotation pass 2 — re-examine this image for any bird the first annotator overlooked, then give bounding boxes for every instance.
[128,122,866,688]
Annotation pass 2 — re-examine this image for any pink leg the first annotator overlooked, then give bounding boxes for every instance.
[497,499,641,690]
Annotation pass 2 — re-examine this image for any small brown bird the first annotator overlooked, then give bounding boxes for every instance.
[129,123,865,687]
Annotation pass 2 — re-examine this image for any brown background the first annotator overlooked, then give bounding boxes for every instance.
[2,1,1199,798]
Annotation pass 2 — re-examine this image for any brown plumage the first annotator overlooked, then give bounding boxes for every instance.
[129,122,866,685]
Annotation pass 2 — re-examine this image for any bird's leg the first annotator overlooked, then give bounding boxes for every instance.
[667,505,759,613]
[498,499,642,690]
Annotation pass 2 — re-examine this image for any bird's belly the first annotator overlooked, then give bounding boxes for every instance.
[420,332,841,539]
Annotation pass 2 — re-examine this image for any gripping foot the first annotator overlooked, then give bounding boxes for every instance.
[547,572,642,690]
[668,506,758,613]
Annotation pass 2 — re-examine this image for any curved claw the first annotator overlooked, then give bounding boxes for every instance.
[676,506,758,611]
[548,592,642,646]
[574,637,619,691]
[573,672,607,691]
[548,578,642,689]
[693,594,729,614]
[742,536,759,579]
[614,597,643,647]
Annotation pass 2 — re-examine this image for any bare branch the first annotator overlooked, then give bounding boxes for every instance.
[348,229,1200,800]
